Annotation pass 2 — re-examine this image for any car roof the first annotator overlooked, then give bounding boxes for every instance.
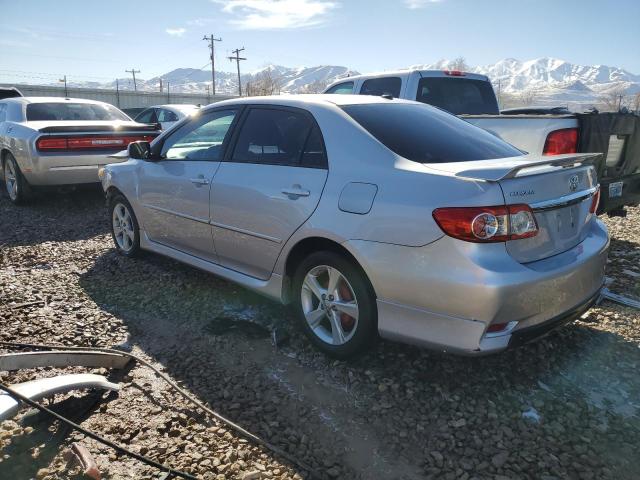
[4,97,113,106]
[145,104,199,110]
[207,94,419,111]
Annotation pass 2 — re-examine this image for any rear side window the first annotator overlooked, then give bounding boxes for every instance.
[135,108,157,124]
[360,77,401,97]
[342,103,523,163]
[232,108,322,167]
[325,82,354,94]
[158,109,179,122]
[416,77,499,115]
[26,103,129,121]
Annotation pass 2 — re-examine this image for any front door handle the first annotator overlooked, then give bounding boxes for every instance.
[190,175,210,186]
[281,186,310,198]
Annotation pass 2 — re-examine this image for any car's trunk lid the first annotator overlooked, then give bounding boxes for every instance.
[425,153,601,263]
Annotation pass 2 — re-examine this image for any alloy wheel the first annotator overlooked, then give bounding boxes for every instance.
[4,160,17,201]
[301,265,359,345]
[112,202,135,252]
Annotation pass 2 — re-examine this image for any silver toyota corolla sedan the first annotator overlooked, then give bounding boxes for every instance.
[100,94,609,358]
[0,97,160,204]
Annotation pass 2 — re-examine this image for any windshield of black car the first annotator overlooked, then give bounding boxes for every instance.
[342,103,523,163]
[416,77,499,115]
[26,103,130,121]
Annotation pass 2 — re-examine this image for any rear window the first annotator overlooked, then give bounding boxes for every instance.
[26,103,129,121]
[416,77,499,115]
[342,103,523,163]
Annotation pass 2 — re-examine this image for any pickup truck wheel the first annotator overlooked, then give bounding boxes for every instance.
[293,251,377,359]
[109,194,141,257]
[3,154,31,205]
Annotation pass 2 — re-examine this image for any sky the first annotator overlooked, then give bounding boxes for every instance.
[1,0,640,84]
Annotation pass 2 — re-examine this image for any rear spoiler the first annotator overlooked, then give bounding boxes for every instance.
[38,125,160,134]
[445,153,602,182]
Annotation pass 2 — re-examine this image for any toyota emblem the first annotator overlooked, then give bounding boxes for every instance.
[569,174,579,192]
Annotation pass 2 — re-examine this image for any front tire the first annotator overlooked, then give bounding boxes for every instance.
[293,251,377,359]
[109,194,141,257]
[3,154,31,205]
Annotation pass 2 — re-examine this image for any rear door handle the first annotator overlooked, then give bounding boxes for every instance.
[190,175,210,186]
[281,186,310,198]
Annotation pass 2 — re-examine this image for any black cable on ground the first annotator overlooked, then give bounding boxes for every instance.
[0,340,322,479]
[0,382,198,480]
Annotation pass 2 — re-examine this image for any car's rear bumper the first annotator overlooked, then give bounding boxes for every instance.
[347,217,609,354]
[22,153,127,186]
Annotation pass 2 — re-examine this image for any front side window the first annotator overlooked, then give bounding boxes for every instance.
[360,77,402,97]
[161,109,237,161]
[231,108,315,166]
[342,103,523,163]
[325,82,354,94]
[26,102,129,121]
[135,108,157,124]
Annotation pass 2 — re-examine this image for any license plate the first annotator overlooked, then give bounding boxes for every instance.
[609,182,623,198]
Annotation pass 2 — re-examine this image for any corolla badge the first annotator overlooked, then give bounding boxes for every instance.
[569,174,579,192]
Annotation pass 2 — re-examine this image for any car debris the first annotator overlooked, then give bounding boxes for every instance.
[599,288,640,310]
[63,442,102,480]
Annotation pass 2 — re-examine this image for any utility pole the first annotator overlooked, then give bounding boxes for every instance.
[159,78,163,93]
[167,81,170,103]
[203,34,222,98]
[205,85,211,104]
[227,47,246,97]
[125,68,140,91]
[59,75,68,97]
[115,79,120,108]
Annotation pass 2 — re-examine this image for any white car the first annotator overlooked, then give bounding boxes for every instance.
[134,104,200,130]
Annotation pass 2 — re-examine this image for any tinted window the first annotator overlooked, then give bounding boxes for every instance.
[325,82,354,94]
[360,77,401,97]
[0,104,6,122]
[162,109,236,161]
[135,108,157,124]
[342,103,523,163]
[26,103,129,121]
[300,126,327,168]
[416,77,499,115]
[158,109,179,122]
[231,108,312,166]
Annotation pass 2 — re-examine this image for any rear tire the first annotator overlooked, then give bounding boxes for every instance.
[3,154,31,205]
[109,194,141,257]
[293,251,377,359]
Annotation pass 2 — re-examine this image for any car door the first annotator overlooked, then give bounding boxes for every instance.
[157,108,180,130]
[210,106,328,280]
[137,108,239,262]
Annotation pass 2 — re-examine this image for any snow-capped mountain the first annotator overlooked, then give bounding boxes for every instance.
[413,57,640,109]
[34,57,639,110]
[92,65,358,95]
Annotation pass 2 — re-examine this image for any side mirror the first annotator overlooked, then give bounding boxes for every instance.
[128,141,152,160]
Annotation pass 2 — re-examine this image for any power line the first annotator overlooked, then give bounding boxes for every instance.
[125,68,141,91]
[203,34,222,98]
[228,47,246,96]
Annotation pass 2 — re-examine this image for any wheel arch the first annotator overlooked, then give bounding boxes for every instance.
[281,236,377,304]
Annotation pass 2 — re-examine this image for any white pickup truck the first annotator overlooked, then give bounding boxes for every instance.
[323,70,640,214]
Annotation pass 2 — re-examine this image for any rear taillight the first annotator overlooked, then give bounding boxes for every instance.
[543,128,578,155]
[432,204,538,243]
[589,187,600,214]
[36,135,156,151]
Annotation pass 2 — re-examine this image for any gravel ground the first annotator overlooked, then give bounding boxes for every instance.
[1,187,639,480]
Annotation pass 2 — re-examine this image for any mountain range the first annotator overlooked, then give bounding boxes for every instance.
[56,57,640,110]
